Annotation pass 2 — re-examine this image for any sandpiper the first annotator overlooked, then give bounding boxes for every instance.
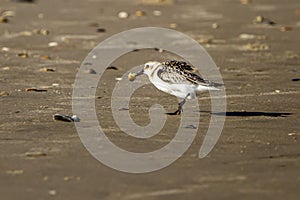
[128,60,222,115]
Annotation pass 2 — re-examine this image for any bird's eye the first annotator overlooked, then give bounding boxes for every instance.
[145,65,149,69]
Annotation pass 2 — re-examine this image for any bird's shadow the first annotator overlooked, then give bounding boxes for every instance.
[166,111,180,115]
[166,111,292,117]
[208,111,292,117]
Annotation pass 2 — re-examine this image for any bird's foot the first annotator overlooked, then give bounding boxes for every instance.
[174,108,182,115]
[166,105,183,115]
[166,93,190,115]
[166,108,182,115]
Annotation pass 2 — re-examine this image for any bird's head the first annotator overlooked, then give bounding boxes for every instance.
[128,61,161,81]
[142,61,161,76]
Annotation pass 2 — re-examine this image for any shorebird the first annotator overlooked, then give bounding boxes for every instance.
[128,60,222,115]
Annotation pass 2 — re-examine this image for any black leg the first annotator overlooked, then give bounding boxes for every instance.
[171,93,190,115]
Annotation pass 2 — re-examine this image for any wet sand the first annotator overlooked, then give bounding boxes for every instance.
[0,0,300,199]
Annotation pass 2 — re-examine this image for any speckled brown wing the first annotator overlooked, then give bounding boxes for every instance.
[157,60,210,86]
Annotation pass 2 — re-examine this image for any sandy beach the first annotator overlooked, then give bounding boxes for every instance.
[0,0,300,199]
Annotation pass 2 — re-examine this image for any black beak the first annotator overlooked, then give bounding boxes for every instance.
[135,68,144,76]
[136,69,144,76]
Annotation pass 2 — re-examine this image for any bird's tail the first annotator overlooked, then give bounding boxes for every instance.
[197,81,223,91]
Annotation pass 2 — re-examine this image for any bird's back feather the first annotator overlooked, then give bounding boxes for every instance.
[157,60,219,88]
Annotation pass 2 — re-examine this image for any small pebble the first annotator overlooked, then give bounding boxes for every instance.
[106,66,118,70]
[37,13,44,19]
[212,23,219,29]
[185,125,197,129]
[96,28,106,33]
[2,47,10,52]
[253,16,276,25]
[286,52,300,59]
[84,62,92,66]
[6,170,24,175]
[136,10,146,17]
[86,68,97,74]
[254,16,264,23]
[240,0,250,4]
[39,67,55,72]
[88,22,99,27]
[26,88,47,92]
[169,23,177,28]
[2,67,10,70]
[280,26,293,32]
[48,42,58,47]
[115,77,123,81]
[275,90,280,93]
[242,43,270,51]
[17,53,29,58]
[239,33,266,40]
[40,55,51,60]
[48,190,57,196]
[1,10,16,17]
[198,38,213,44]
[63,176,71,181]
[239,33,255,39]
[118,11,129,19]
[0,91,9,97]
[0,16,9,23]
[25,151,47,157]
[20,31,33,36]
[153,10,162,16]
[33,28,50,35]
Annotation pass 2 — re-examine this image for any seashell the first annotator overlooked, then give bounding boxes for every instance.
[26,88,47,92]
[153,10,162,16]
[48,190,57,196]
[169,23,177,28]
[0,16,9,23]
[39,67,55,72]
[280,26,293,32]
[25,151,47,157]
[107,66,118,70]
[136,10,146,17]
[128,72,137,81]
[53,114,79,122]
[118,11,129,19]
[96,28,106,33]
[212,23,220,29]
[85,68,97,74]
[0,91,9,97]
[253,15,276,25]
[40,55,51,60]
[48,42,58,47]
[17,52,29,58]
